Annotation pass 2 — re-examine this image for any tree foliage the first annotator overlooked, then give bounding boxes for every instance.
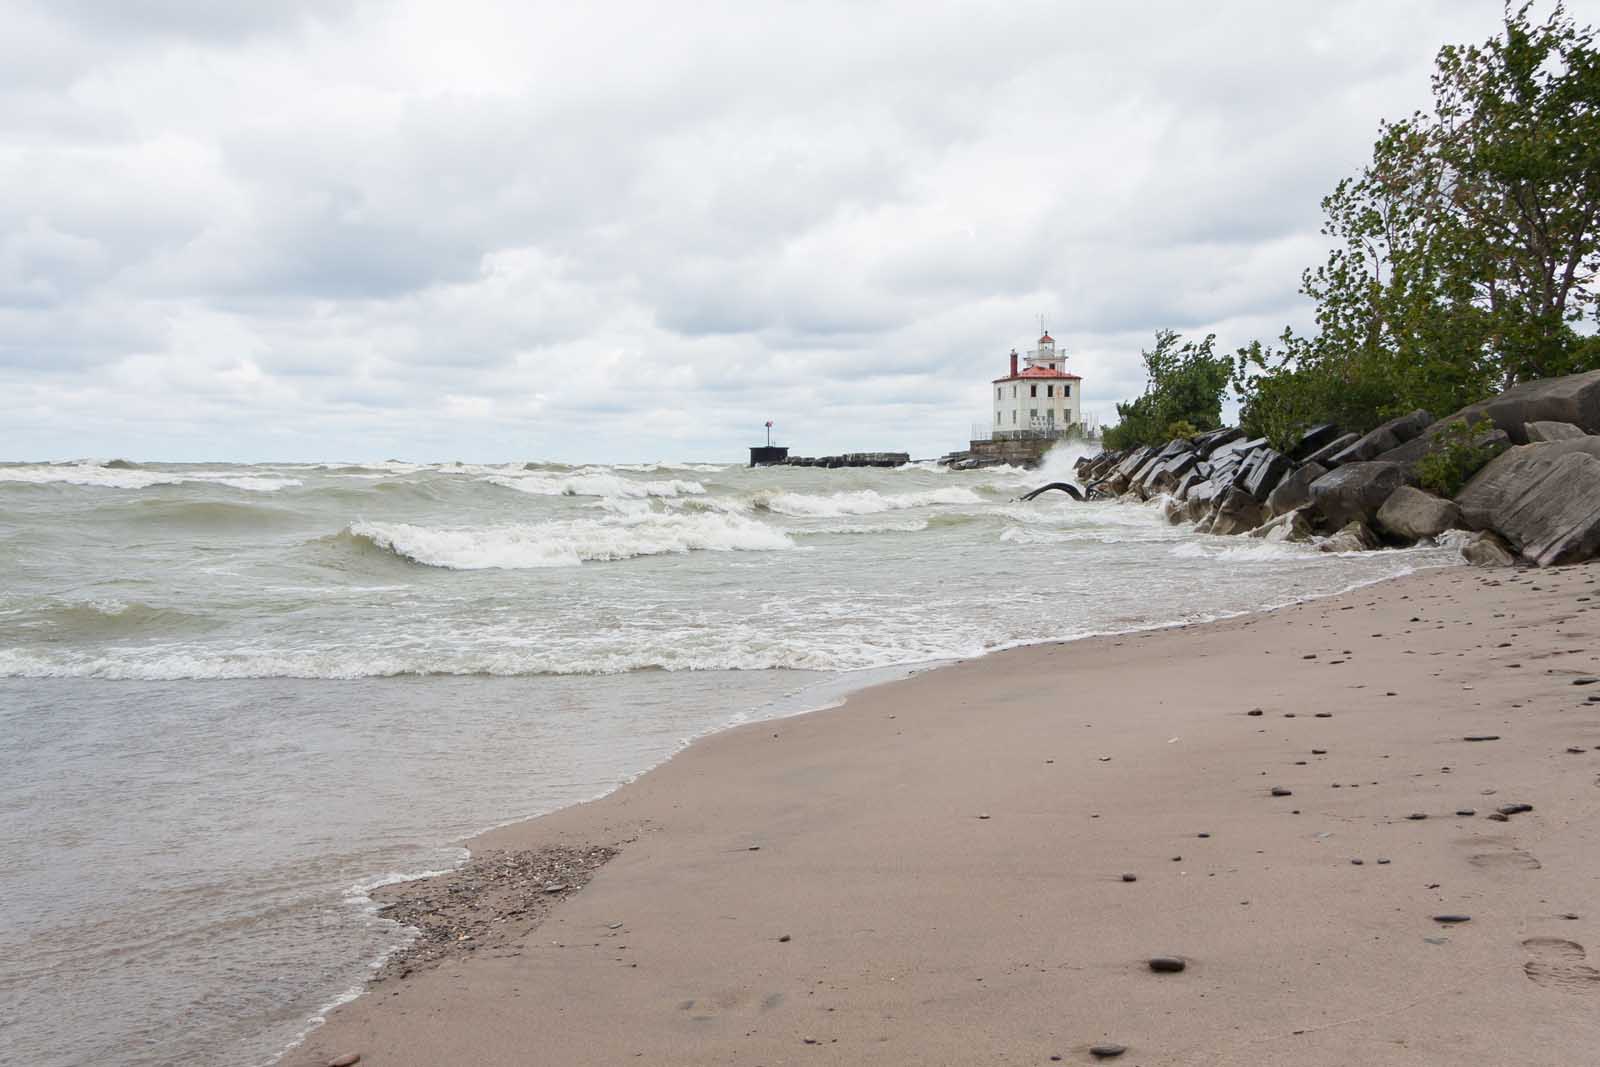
[1103,331,1232,450]
[1233,2,1600,444]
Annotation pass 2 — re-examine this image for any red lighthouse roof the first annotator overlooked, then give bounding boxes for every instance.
[1039,332,1054,344]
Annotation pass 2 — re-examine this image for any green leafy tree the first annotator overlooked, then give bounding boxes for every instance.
[1103,331,1232,450]
[1235,2,1600,441]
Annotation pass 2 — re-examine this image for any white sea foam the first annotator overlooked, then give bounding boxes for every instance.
[483,471,706,499]
[0,464,302,492]
[346,511,794,570]
[753,486,983,517]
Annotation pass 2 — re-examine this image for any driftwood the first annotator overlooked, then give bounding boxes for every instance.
[1021,482,1085,501]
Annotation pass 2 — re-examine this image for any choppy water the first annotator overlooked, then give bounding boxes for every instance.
[0,450,1461,1065]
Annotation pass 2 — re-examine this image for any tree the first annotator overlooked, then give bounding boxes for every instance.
[1235,2,1600,442]
[1103,330,1232,450]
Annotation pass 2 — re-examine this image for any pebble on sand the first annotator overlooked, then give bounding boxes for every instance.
[1247,708,1264,716]
[1270,787,1293,797]
[1407,813,1428,820]
[1497,803,1534,815]
[1148,956,1187,973]
[1121,873,1138,882]
[326,1056,361,1067]
[1089,1044,1128,1058]
[1432,915,1471,924]
[1463,735,1501,742]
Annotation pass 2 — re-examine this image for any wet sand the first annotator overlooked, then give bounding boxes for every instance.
[291,563,1600,1066]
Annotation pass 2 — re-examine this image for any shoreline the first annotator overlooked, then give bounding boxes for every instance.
[290,558,1600,1066]
[287,551,1457,1053]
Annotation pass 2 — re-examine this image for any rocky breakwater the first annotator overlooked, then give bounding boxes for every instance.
[1073,370,1600,568]
[783,452,911,468]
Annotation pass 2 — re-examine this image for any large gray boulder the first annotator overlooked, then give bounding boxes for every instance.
[1211,487,1268,536]
[1289,423,1345,462]
[1302,431,1359,468]
[1308,461,1417,529]
[1456,442,1600,566]
[1147,452,1199,494]
[1327,410,1434,466]
[1375,422,1511,469]
[1241,449,1293,501]
[1375,485,1462,542]
[1265,462,1327,518]
[1191,426,1244,458]
[1460,530,1519,567]
[1319,521,1380,553]
[1450,369,1600,444]
[1455,438,1600,529]
[1525,420,1586,442]
[1252,507,1314,543]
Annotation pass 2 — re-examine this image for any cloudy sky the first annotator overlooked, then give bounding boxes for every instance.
[0,1,1568,463]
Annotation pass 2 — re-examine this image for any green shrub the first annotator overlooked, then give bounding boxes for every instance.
[1416,417,1499,497]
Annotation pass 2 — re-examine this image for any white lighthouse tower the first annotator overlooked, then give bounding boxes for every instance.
[991,330,1082,438]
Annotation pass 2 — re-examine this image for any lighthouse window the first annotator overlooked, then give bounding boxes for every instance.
[1065,384,1071,397]
[1046,385,1054,397]
[1029,384,1037,397]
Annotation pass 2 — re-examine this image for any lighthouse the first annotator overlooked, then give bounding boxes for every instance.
[991,331,1082,438]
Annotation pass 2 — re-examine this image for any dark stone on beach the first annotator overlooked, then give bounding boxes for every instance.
[1497,803,1533,815]
[1090,1044,1128,1059]
[1456,809,1476,816]
[1464,735,1501,742]
[1309,461,1417,529]
[977,813,991,819]
[1247,708,1264,716]
[1327,409,1434,466]
[1266,462,1328,518]
[1576,677,1599,686]
[1312,748,1327,754]
[1377,858,1391,864]
[1314,712,1332,718]
[1563,913,1581,920]
[1305,431,1360,468]
[1351,858,1364,865]
[1456,439,1600,565]
[1487,812,1511,821]
[1433,915,1471,924]
[326,1056,361,1067]
[1121,873,1138,882]
[1290,423,1346,462]
[1148,956,1186,973]
[1567,746,1586,754]
[1197,832,1211,838]
[778,934,791,942]
[1407,813,1428,820]
[1271,787,1292,797]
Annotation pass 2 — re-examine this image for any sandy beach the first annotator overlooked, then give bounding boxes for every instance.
[291,562,1600,1066]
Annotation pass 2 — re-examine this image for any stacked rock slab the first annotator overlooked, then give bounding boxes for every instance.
[1456,439,1600,566]
[1056,369,1600,566]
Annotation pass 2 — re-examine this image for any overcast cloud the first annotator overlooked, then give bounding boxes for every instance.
[0,0,1573,463]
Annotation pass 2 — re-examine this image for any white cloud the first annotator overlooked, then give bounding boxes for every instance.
[0,0,1544,461]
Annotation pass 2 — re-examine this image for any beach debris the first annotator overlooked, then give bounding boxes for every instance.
[1563,913,1581,920]
[326,1055,361,1067]
[1312,748,1327,755]
[1314,712,1333,718]
[1464,735,1501,742]
[1148,956,1187,973]
[1575,677,1598,686]
[1407,813,1428,820]
[1121,873,1138,882]
[1351,858,1364,865]
[607,921,624,930]
[1197,832,1211,838]
[977,813,991,820]
[1270,786,1293,797]
[1497,803,1534,815]
[1433,914,1472,924]
[1247,708,1264,716]
[1089,1044,1128,1058]
[1567,747,1587,754]
[778,934,791,942]
[1487,812,1511,821]
[1456,808,1476,816]
[1377,858,1391,865]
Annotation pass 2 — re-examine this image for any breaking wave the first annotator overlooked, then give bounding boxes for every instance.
[341,512,795,569]
[0,463,301,492]
[482,472,706,499]
[752,487,984,517]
